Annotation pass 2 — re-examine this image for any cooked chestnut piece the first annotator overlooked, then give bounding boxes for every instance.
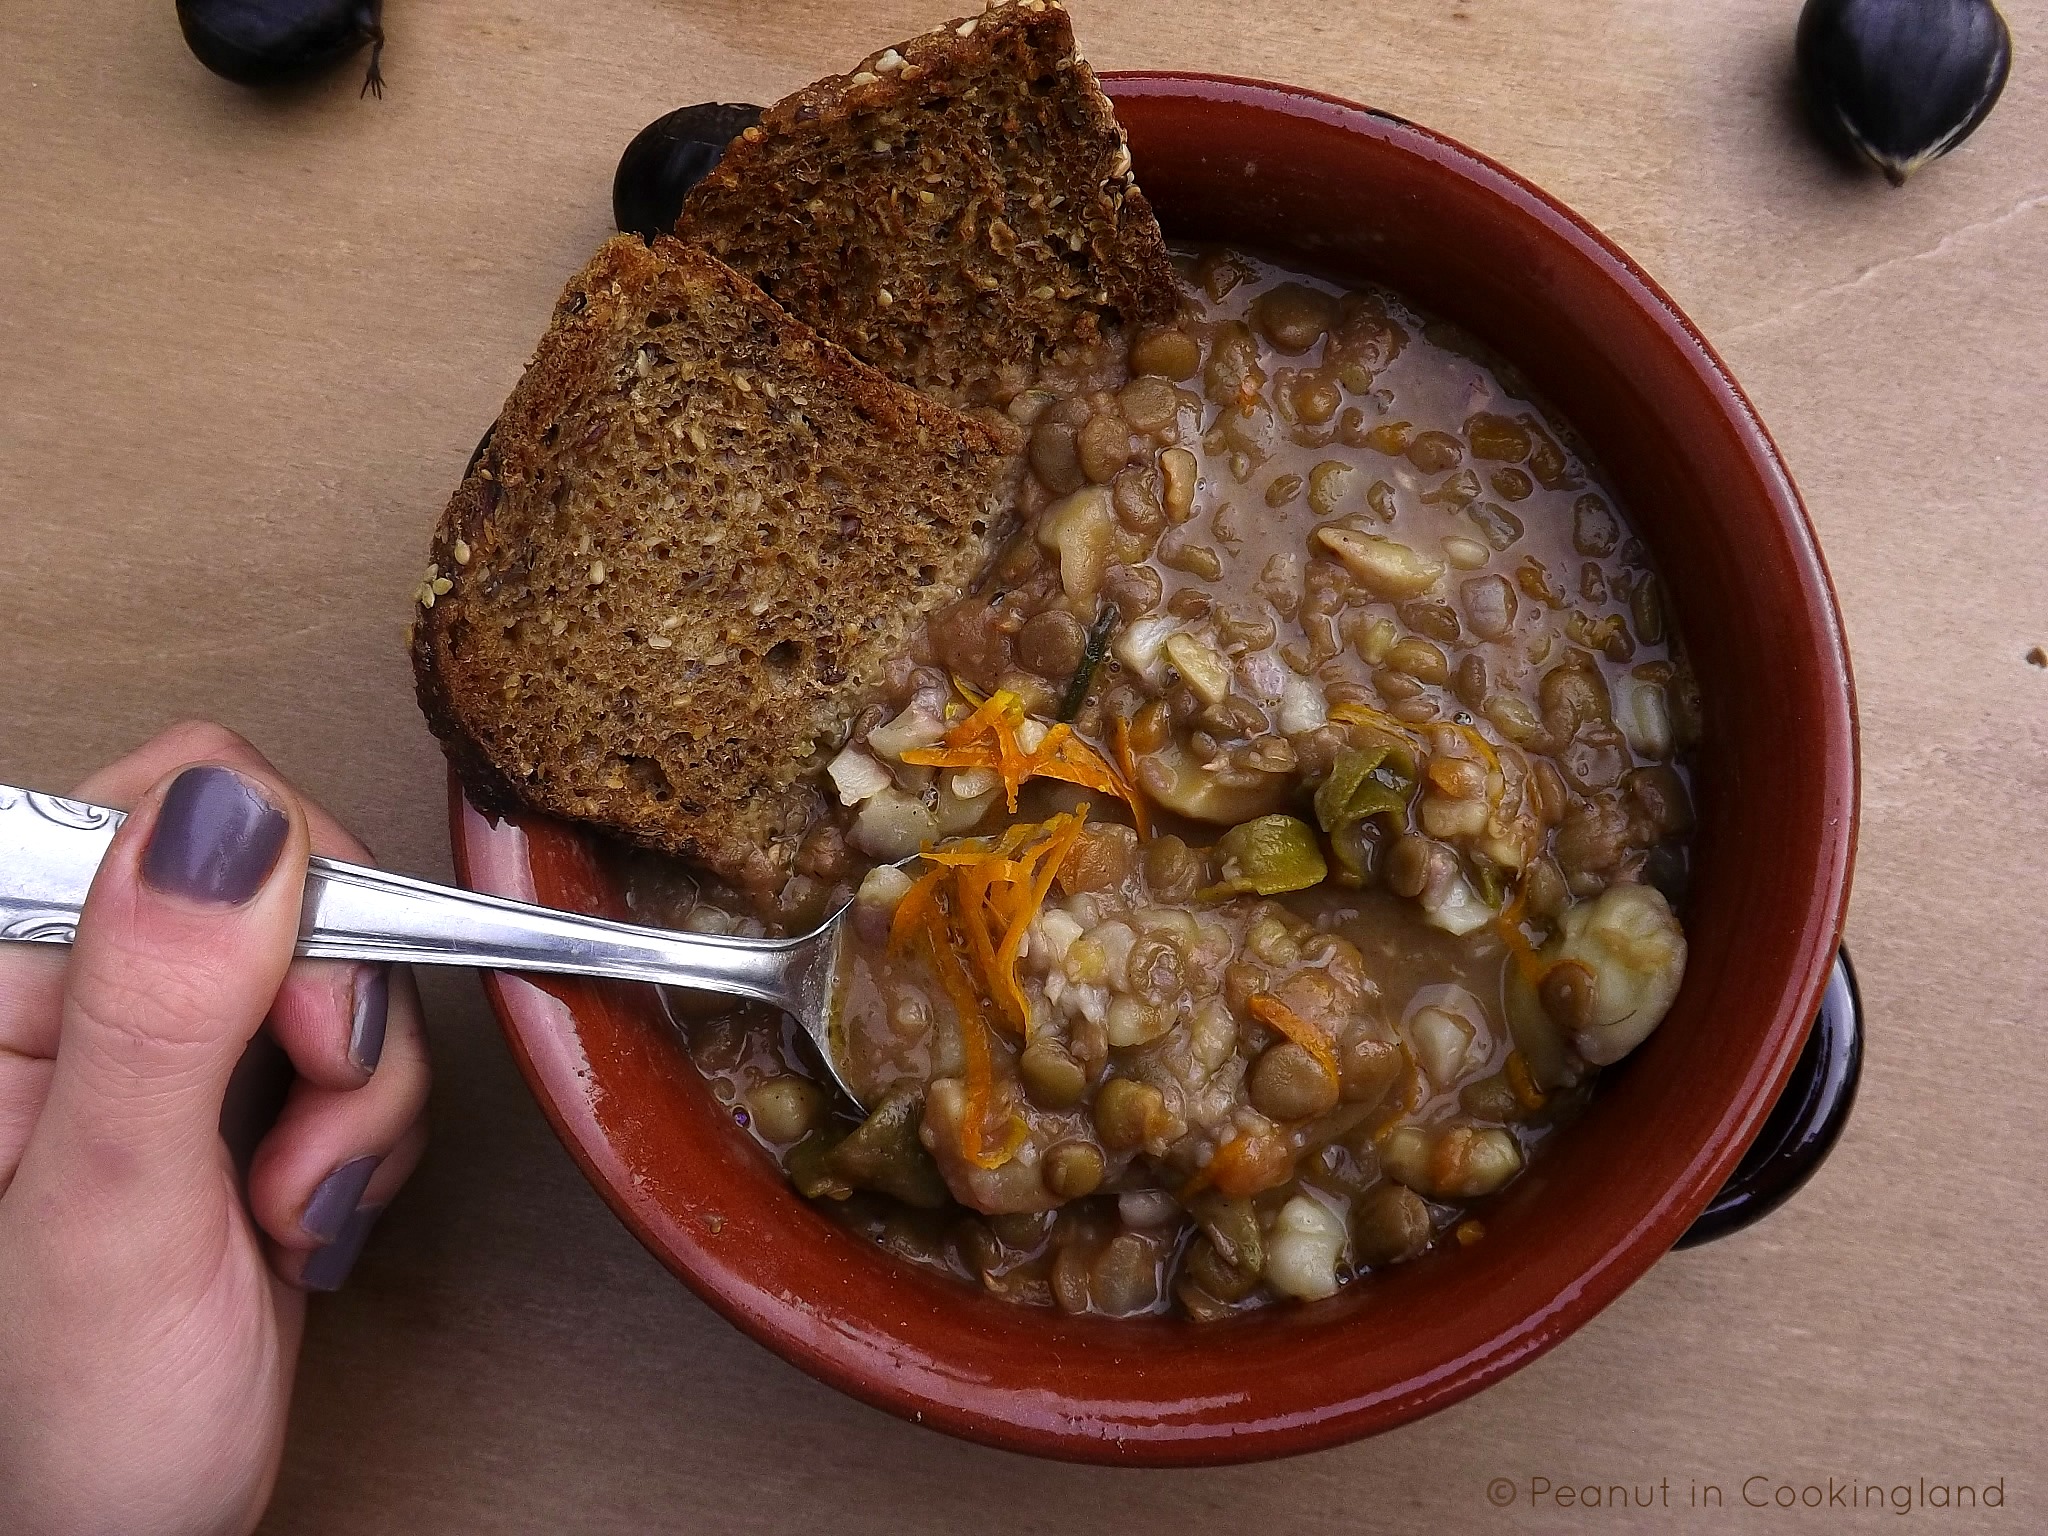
[612,103,764,241]
[1796,0,2011,185]
[176,0,387,98]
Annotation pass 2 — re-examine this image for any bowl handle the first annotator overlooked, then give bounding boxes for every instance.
[1676,948,1861,1248]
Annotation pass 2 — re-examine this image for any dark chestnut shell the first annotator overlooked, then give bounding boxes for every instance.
[612,103,764,242]
[176,0,387,98]
[1796,0,2010,185]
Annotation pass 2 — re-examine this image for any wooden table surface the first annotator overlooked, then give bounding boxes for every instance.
[4,2,2044,1530]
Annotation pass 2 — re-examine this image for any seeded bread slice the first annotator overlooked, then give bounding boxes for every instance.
[676,0,1180,404]
[411,235,1013,889]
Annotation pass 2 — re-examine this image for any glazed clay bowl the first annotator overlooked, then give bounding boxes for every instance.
[451,74,1859,1464]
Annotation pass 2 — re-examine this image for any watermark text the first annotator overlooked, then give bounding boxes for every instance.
[1483,1474,2008,1515]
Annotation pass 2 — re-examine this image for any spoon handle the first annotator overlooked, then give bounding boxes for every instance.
[0,782,814,1009]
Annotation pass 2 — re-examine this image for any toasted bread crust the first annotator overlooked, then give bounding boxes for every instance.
[678,0,1179,402]
[411,237,1012,886]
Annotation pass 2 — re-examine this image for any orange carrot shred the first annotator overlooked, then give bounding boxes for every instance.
[943,689,1025,746]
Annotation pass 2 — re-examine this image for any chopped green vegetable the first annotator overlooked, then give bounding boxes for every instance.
[1313,745,1417,882]
[1187,1192,1263,1275]
[824,1088,951,1208]
[786,1128,854,1201]
[1057,607,1121,722]
[1471,858,1506,908]
[1205,814,1328,897]
[1314,744,1418,831]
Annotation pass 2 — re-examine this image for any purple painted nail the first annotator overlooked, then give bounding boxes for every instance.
[302,1204,385,1293]
[349,966,389,1075]
[302,1155,378,1244]
[141,766,288,906]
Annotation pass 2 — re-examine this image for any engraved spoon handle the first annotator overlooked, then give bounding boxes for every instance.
[0,783,827,1014]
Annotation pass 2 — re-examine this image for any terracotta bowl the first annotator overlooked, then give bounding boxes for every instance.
[450,74,1859,1464]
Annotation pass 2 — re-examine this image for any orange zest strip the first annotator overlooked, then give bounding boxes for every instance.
[1329,700,1421,741]
[1454,721,1502,777]
[992,810,1088,1039]
[918,842,996,868]
[944,688,1026,745]
[892,869,1024,1170]
[920,910,1025,1169]
[1505,1049,1549,1111]
[902,689,1147,830]
[1246,993,1339,1088]
[1110,715,1153,840]
[888,864,949,955]
[1040,732,1146,832]
[1179,1130,1291,1201]
[1027,725,1115,794]
[886,809,1099,1168]
[951,861,1013,1037]
[1367,1043,1428,1146]
[898,744,1001,771]
[1494,881,1547,987]
[902,689,1033,811]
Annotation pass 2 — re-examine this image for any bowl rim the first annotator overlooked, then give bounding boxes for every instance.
[450,71,1859,1464]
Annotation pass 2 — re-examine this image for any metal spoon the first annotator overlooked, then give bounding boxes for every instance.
[0,782,870,1108]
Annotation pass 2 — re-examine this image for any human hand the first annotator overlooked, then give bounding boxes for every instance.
[0,723,432,1536]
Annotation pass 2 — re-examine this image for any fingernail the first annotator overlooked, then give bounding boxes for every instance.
[141,766,289,906]
[302,1154,379,1244]
[348,966,390,1076]
[302,1204,384,1293]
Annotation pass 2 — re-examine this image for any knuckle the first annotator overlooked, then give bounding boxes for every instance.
[306,810,375,866]
[153,718,259,768]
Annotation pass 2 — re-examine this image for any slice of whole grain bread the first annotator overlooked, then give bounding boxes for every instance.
[410,235,1012,890]
[676,0,1180,405]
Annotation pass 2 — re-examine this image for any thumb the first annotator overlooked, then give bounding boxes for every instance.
[22,764,308,1211]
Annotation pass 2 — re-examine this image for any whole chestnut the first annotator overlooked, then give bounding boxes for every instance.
[1796,0,2011,185]
[613,103,764,241]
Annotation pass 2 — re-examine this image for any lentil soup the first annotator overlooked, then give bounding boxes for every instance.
[618,247,1698,1319]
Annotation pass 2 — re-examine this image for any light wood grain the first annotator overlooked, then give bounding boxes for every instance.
[2,2,2043,1530]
